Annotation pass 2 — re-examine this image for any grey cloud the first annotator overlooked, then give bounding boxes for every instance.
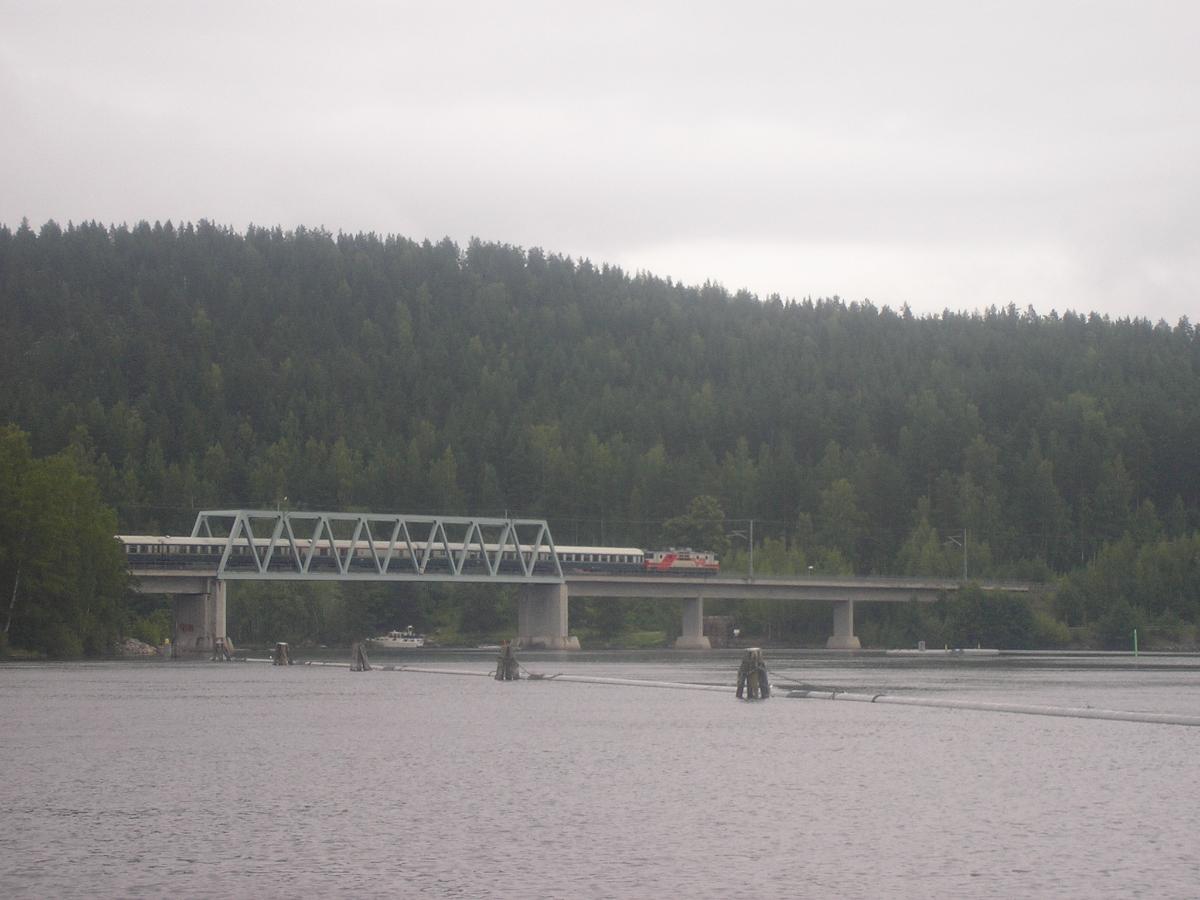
[1,0,1197,321]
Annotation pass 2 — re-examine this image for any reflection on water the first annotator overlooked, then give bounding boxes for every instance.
[2,652,1198,898]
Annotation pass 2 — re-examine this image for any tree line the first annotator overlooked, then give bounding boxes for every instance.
[1,219,1198,652]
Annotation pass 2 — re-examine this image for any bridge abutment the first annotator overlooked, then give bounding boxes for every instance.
[516,583,580,650]
[826,599,861,650]
[674,597,712,649]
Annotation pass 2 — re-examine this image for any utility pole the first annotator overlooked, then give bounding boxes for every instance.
[749,518,754,580]
[947,528,968,581]
[963,528,968,581]
[727,519,755,580]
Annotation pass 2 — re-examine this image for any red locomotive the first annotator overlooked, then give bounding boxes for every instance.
[642,548,720,574]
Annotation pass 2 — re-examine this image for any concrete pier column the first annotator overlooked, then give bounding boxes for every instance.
[516,582,580,650]
[826,599,862,650]
[173,593,210,655]
[212,579,227,648]
[171,579,227,656]
[675,597,712,649]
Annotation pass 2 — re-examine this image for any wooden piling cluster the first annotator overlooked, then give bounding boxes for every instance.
[736,648,770,700]
[495,640,520,681]
[350,642,372,672]
[272,642,293,666]
[211,637,233,661]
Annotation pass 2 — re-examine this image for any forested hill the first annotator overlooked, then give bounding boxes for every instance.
[2,219,1198,583]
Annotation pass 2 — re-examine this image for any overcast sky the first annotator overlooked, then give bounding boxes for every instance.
[2,1,1197,322]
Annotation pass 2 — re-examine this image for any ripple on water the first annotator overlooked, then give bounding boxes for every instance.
[1,655,1198,898]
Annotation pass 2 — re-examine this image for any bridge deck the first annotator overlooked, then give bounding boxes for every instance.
[129,562,1034,599]
[565,574,1034,601]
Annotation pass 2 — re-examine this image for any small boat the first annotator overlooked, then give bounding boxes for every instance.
[368,627,425,648]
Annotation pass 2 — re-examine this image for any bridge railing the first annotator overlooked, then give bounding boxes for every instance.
[563,572,1039,592]
[189,510,564,582]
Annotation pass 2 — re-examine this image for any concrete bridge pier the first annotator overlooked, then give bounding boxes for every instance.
[171,579,227,656]
[826,599,861,650]
[675,597,712,649]
[516,583,580,650]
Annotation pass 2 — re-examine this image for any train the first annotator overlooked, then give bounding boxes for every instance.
[118,536,720,576]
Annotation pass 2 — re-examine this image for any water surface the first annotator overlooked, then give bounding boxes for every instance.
[3,651,1197,898]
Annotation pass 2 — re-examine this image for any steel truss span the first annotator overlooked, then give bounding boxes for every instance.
[188,510,564,582]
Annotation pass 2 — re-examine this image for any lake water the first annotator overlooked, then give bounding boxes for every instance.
[2,650,1198,898]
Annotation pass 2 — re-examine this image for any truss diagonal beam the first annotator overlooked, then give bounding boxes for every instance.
[190,510,564,583]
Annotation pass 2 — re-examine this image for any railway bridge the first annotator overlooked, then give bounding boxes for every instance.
[125,509,1036,654]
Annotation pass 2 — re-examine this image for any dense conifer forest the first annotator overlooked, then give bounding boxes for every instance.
[2,219,1198,653]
